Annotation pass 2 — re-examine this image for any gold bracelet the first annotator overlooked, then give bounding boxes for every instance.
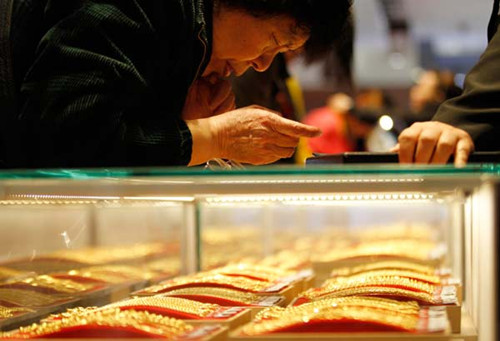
[330,261,438,278]
[45,297,220,321]
[43,307,99,322]
[0,305,34,319]
[255,296,419,322]
[105,296,220,318]
[157,287,267,305]
[331,269,442,285]
[240,304,419,335]
[301,286,443,305]
[4,308,193,339]
[142,274,272,294]
[0,288,68,307]
[322,276,436,295]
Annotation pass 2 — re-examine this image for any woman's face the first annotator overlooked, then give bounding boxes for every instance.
[203,8,309,79]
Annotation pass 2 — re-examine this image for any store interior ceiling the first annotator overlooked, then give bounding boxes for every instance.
[291,0,493,90]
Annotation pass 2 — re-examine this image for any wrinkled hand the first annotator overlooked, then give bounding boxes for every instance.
[188,106,321,166]
[393,121,474,166]
[211,106,321,165]
[182,77,236,120]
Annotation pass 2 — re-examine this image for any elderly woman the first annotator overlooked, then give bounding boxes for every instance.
[3,0,352,167]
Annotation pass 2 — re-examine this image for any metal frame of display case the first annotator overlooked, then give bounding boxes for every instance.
[0,164,497,341]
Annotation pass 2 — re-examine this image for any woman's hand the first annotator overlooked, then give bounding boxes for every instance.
[393,121,474,166]
[187,106,321,166]
[182,78,236,120]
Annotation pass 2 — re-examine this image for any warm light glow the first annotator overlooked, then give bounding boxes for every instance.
[379,115,394,131]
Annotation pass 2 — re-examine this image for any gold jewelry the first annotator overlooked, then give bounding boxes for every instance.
[105,297,220,318]
[0,306,34,319]
[240,303,419,335]
[255,297,419,322]
[45,297,220,321]
[300,285,455,305]
[330,261,439,278]
[155,287,270,305]
[3,308,193,338]
[141,274,274,294]
[331,269,442,285]
[322,276,436,295]
[0,288,68,307]
[42,307,99,322]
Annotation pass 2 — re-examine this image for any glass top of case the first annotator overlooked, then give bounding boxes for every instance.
[0,164,499,179]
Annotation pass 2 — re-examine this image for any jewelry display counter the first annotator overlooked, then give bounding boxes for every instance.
[0,165,497,340]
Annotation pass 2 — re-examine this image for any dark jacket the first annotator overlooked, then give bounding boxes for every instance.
[6,0,212,167]
[432,0,500,151]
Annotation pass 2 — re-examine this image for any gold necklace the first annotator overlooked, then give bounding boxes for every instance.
[3,308,193,338]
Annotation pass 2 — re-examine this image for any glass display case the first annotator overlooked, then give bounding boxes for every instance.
[0,165,497,341]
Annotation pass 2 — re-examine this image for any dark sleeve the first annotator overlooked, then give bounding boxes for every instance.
[18,1,192,167]
[432,25,500,151]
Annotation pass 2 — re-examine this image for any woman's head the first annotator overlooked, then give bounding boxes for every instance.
[203,0,352,79]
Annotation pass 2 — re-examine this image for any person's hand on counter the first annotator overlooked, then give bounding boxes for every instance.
[187,106,321,166]
[392,121,474,166]
[182,77,236,120]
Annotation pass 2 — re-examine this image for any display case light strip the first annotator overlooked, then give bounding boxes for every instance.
[206,193,434,204]
[3,194,194,204]
[8,194,194,202]
[122,196,194,202]
[0,199,101,205]
[215,178,424,185]
[8,194,121,200]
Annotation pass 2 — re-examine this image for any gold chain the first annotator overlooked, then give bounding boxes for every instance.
[158,287,266,305]
[0,306,34,319]
[330,261,438,277]
[301,286,442,305]
[106,297,220,318]
[241,305,418,335]
[322,276,436,294]
[255,296,419,322]
[3,308,193,338]
[331,269,442,285]
[143,274,271,294]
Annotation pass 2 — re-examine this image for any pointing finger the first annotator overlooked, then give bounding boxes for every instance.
[273,116,321,138]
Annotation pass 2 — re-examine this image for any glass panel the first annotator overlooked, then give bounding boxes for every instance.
[0,200,183,331]
[0,164,499,180]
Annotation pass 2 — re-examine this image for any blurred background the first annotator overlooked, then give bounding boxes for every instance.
[292,0,491,105]
[233,0,493,161]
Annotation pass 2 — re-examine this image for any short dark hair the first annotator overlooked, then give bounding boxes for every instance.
[215,0,353,62]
